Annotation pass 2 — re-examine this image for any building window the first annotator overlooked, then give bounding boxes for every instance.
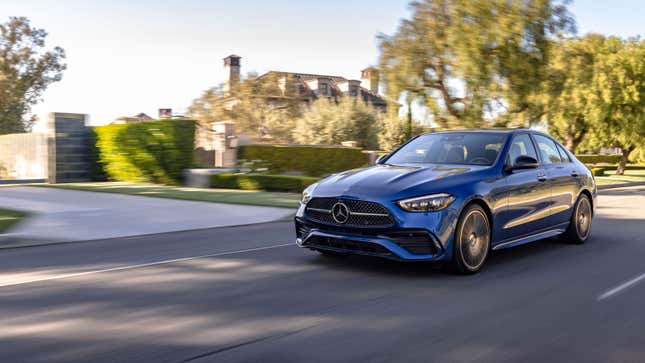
[319,83,329,96]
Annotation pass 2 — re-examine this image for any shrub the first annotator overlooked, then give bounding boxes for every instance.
[591,167,605,177]
[238,145,368,177]
[378,114,427,151]
[88,128,108,181]
[576,154,621,164]
[292,97,380,149]
[210,174,320,193]
[93,120,196,184]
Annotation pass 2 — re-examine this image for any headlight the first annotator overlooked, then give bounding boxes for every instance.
[397,193,455,212]
[301,183,318,205]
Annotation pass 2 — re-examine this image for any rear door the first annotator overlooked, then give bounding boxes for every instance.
[498,133,552,242]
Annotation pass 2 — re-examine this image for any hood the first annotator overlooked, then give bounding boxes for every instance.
[314,163,488,199]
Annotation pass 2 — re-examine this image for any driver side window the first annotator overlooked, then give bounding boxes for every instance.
[508,134,538,167]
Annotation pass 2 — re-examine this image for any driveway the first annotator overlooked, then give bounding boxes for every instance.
[0,186,294,244]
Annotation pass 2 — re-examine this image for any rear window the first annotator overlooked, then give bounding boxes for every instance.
[556,144,572,162]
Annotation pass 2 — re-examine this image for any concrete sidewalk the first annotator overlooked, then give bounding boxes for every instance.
[0,187,294,246]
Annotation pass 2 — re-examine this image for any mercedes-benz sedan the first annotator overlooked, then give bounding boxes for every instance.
[295,129,596,274]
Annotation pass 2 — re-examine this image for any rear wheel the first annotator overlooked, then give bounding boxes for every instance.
[563,194,592,244]
[450,204,491,274]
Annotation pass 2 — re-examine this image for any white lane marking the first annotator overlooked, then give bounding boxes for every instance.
[0,243,292,288]
[597,271,645,301]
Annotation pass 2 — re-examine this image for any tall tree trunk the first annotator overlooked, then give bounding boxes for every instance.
[616,146,634,175]
[564,122,586,152]
[406,100,413,140]
[564,133,576,151]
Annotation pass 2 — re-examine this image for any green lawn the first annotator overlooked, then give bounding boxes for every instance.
[0,209,28,233]
[35,182,301,209]
[595,169,645,185]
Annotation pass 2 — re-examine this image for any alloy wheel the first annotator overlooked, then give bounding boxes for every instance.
[458,209,490,271]
[575,196,592,240]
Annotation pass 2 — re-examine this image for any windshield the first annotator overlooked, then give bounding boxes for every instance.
[385,132,507,166]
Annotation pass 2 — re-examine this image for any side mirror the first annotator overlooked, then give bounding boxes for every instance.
[508,155,539,171]
[375,154,388,165]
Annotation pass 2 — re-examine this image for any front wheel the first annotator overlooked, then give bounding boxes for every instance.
[450,204,491,274]
[563,194,593,244]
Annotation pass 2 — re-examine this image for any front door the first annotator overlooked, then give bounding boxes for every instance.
[497,133,552,243]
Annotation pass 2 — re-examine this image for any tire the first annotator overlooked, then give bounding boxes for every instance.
[563,193,593,244]
[450,204,491,274]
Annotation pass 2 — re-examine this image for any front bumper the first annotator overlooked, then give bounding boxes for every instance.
[295,218,446,262]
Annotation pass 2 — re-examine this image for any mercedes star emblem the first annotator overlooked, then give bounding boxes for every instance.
[331,202,350,224]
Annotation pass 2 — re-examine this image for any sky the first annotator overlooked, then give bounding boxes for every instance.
[1,0,643,128]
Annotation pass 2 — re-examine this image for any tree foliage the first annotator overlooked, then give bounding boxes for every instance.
[585,37,645,174]
[378,112,427,151]
[379,0,574,128]
[188,72,302,143]
[293,97,380,149]
[541,34,606,152]
[0,17,66,134]
[538,35,645,174]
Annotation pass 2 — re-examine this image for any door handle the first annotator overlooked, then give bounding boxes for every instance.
[571,171,579,177]
[537,172,547,182]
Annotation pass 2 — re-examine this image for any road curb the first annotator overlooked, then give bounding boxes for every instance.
[597,181,645,190]
[0,214,296,251]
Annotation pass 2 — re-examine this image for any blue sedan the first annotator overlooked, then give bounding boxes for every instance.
[295,129,596,274]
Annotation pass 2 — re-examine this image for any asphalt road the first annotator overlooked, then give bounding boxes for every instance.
[1,186,644,363]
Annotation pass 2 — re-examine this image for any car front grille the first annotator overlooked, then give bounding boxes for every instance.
[304,235,393,256]
[305,198,394,227]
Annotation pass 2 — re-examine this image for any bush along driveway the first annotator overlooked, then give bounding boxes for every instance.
[0,208,27,234]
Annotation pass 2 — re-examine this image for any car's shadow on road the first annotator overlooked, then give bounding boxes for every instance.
[305,235,575,279]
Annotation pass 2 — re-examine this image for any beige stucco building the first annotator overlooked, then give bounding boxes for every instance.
[222,54,389,111]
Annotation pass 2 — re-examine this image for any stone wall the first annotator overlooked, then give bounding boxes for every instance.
[0,132,48,180]
[194,121,238,168]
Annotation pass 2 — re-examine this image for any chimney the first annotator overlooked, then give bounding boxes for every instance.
[223,55,241,93]
[361,67,379,94]
[159,108,172,119]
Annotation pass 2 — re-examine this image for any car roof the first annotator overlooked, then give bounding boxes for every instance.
[424,128,535,136]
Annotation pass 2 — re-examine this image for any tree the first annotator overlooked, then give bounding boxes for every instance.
[587,37,645,175]
[293,97,380,149]
[188,72,302,143]
[378,112,427,151]
[379,0,574,128]
[541,34,606,152]
[0,17,66,134]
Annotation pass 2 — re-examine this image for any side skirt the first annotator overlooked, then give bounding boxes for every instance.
[492,223,569,251]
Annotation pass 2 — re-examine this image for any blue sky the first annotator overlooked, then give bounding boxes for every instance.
[1,0,643,127]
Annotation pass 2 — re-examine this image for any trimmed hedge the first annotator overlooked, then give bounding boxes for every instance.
[210,174,320,193]
[93,120,196,184]
[239,145,368,177]
[576,154,621,164]
[591,167,605,177]
[589,165,645,173]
